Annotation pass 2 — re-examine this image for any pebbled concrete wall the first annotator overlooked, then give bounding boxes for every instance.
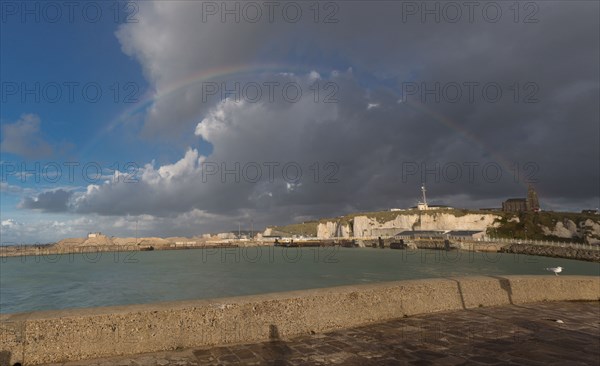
[1,275,599,365]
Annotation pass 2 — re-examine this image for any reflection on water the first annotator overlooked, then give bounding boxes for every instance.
[1,247,598,313]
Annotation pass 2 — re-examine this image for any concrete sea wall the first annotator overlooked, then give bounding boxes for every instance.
[500,243,600,262]
[1,276,599,365]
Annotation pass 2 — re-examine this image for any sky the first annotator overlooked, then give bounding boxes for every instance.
[1,1,599,244]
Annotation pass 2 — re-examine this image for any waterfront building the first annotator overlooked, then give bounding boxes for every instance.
[395,230,484,240]
[446,230,485,240]
[395,230,446,239]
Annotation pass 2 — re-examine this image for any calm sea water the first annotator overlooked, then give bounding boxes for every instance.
[1,247,598,314]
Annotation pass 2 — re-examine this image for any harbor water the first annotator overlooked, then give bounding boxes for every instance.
[1,247,598,314]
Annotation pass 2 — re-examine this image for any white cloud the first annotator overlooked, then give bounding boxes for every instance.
[0,182,25,194]
[63,72,384,227]
[0,114,53,158]
[309,71,321,81]
[114,1,283,137]
[1,217,69,244]
[1,219,20,228]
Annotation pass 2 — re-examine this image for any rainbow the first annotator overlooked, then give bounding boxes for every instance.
[78,63,310,156]
[403,98,516,178]
[402,98,537,199]
[107,62,309,132]
[85,63,525,194]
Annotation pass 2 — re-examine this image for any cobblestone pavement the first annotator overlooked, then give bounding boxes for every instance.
[45,301,599,366]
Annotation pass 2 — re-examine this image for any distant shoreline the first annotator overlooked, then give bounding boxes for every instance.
[1,238,598,262]
[0,241,268,258]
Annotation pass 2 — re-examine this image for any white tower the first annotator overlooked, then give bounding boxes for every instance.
[417,184,429,211]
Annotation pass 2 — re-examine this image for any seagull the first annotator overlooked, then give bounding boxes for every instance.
[546,266,563,276]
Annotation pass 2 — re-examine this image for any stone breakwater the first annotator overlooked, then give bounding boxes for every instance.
[499,243,600,262]
[358,239,598,261]
[1,276,598,365]
[0,242,258,258]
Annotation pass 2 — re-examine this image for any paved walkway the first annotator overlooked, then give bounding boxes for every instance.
[45,301,599,366]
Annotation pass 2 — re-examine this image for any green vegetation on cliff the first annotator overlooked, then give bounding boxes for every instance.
[270,221,319,237]
[489,211,599,242]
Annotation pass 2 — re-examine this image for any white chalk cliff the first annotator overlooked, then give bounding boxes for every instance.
[317,213,502,238]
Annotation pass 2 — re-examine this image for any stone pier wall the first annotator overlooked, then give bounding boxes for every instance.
[500,243,600,262]
[1,276,599,365]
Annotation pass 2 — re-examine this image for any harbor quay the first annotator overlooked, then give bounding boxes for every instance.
[1,276,599,365]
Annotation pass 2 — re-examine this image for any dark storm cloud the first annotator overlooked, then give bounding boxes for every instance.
[301,1,599,208]
[68,1,600,232]
[19,189,73,212]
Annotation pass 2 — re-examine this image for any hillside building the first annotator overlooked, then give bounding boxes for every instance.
[526,185,540,212]
[502,198,527,212]
[502,185,540,213]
